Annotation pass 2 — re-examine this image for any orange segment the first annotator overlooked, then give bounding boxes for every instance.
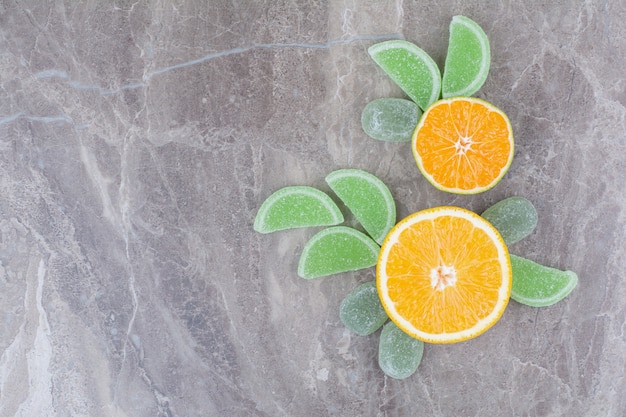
[377,206,511,344]
[412,97,514,194]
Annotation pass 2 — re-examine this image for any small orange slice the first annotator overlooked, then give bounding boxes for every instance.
[377,206,511,344]
[412,97,514,194]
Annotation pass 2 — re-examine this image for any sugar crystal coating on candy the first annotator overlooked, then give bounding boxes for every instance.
[254,186,343,233]
[378,321,424,379]
[442,15,491,98]
[326,169,396,245]
[481,196,538,245]
[340,281,388,336]
[298,226,380,279]
[510,254,578,307]
[368,40,441,111]
[361,98,421,142]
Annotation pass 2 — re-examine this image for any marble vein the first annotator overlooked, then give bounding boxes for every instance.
[12,260,53,417]
[32,33,402,98]
[114,135,140,397]
[0,113,74,127]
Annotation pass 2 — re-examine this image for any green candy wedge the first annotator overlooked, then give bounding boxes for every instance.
[298,226,380,279]
[442,15,491,98]
[510,254,578,307]
[254,186,343,233]
[481,196,538,245]
[361,98,421,142]
[326,169,396,245]
[339,281,388,336]
[368,40,441,111]
[378,321,424,380]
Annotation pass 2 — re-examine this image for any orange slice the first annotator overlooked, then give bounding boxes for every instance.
[377,206,511,344]
[412,97,514,194]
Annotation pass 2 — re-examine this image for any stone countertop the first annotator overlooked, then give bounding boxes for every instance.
[1,2,624,416]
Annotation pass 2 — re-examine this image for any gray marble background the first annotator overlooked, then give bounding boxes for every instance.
[1,1,625,416]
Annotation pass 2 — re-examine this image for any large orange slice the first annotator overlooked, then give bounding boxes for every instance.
[412,97,514,194]
[377,206,511,344]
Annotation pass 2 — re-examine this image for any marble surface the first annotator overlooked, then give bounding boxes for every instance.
[1,1,625,416]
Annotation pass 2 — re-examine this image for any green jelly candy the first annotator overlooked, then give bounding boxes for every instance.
[378,321,424,379]
[340,281,388,336]
[510,254,578,307]
[298,226,380,279]
[442,15,491,98]
[361,98,421,142]
[368,40,441,111]
[481,196,538,245]
[326,169,396,245]
[254,186,343,233]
